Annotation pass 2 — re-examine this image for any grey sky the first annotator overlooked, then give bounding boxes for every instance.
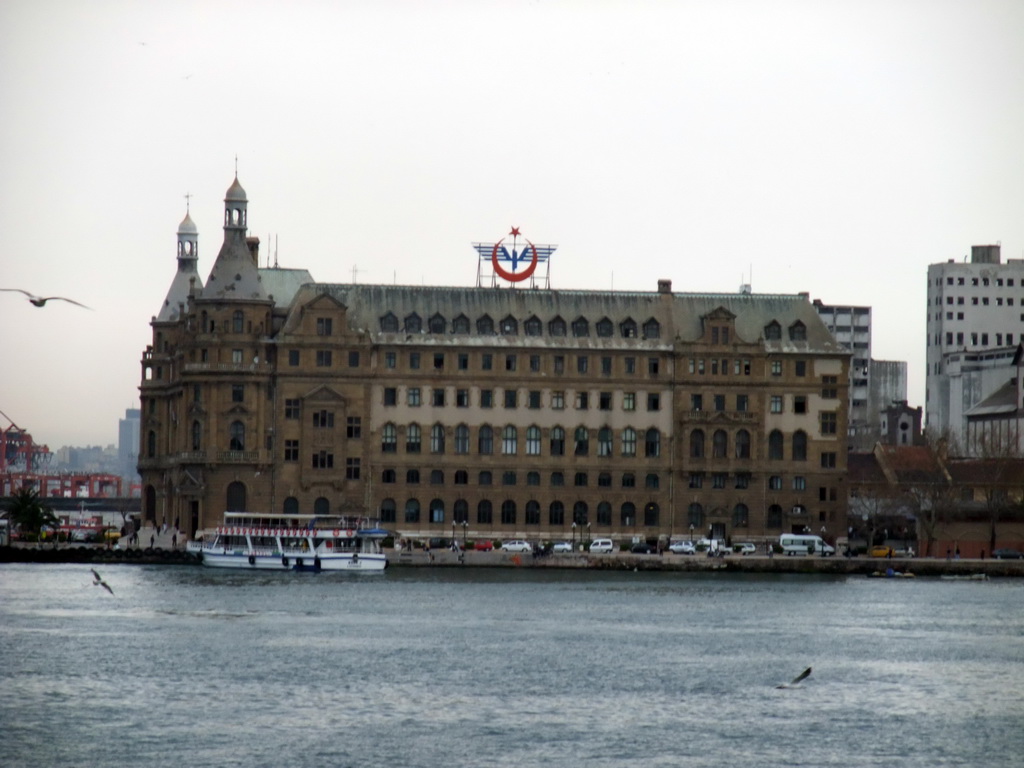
[2,0,1023,448]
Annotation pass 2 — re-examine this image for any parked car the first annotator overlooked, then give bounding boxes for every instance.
[551,541,574,553]
[501,540,533,554]
[589,538,615,554]
[870,546,895,558]
[473,540,494,551]
[669,540,696,555]
[732,542,756,555]
[992,548,1024,559]
[630,542,656,554]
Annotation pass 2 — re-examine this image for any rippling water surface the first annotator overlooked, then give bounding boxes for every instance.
[2,564,1022,768]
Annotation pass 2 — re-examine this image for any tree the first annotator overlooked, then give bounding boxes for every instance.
[3,487,59,540]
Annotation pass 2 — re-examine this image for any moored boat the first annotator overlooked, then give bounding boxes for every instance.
[187,513,388,571]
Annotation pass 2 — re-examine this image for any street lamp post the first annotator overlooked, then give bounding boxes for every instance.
[572,521,577,551]
[586,522,591,546]
[689,524,694,543]
[451,520,456,552]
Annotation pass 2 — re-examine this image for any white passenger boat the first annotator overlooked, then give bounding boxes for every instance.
[188,513,388,571]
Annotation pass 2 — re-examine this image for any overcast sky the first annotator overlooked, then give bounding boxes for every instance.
[2,0,1023,449]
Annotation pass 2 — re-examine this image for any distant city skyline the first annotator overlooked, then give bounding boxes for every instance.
[3,0,1024,447]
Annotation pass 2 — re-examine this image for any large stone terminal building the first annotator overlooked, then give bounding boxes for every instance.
[139,177,851,547]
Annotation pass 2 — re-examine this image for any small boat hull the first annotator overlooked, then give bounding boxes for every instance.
[198,551,387,571]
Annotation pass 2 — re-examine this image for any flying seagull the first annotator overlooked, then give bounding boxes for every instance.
[0,288,91,309]
[91,568,114,595]
[776,667,811,689]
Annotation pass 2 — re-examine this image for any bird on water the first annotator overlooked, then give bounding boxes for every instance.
[776,667,811,689]
[0,288,92,309]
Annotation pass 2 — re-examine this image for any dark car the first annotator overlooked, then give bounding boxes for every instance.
[992,548,1024,559]
[630,542,657,555]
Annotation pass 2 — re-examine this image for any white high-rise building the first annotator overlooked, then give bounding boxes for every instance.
[925,244,1024,452]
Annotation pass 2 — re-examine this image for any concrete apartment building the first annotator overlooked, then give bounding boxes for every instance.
[813,301,907,451]
[138,177,852,547]
[926,244,1024,453]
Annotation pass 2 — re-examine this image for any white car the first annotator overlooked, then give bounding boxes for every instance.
[733,543,757,555]
[551,541,573,553]
[501,540,533,554]
[669,540,696,555]
[589,538,615,554]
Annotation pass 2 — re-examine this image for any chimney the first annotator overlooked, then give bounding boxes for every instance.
[246,236,261,266]
[657,279,672,294]
[971,244,1001,264]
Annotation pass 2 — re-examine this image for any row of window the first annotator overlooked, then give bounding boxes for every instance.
[378,312,662,339]
[938,275,1021,287]
[936,294,1023,307]
[382,387,666,411]
[936,330,1018,347]
[381,468,664,489]
[379,350,664,377]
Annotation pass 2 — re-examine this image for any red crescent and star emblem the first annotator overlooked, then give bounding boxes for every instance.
[491,226,539,283]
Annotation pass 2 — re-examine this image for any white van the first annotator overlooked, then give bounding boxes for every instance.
[589,538,615,554]
[779,534,835,556]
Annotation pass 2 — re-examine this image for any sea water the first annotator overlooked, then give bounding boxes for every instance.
[1,564,1022,768]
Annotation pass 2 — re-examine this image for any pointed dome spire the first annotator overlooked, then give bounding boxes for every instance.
[225,175,247,202]
[158,207,204,322]
[177,211,198,235]
[205,174,268,302]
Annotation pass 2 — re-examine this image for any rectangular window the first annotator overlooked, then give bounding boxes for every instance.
[231,349,243,364]
[458,353,469,370]
[554,356,565,374]
[313,410,334,428]
[793,476,806,491]
[795,360,806,376]
[384,387,397,406]
[316,350,332,367]
[409,352,420,370]
[623,392,636,411]
[505,354,517,372]
[432,388,445,407]
[284,440,299,462]
[736,394,748,412]
[456,389,470,407]
[551,391,565,409]
[316,317,333,336]
[794,396,807,414]
[345,457,360,480]
[312,451,334,469]
[625,357,636,374]
[770,395,783,413]
[504,389,517,408]
[712,472,727,489]
[530,355,541,372]
[770,360,782,376]
[577,356,589,374]
[599,392,613,410]
[433,353,444,370]
[822,376,838,399]
[714,394,726,412]
[648,357,660,376]
[385,351,396,369]
[348,351,360,368]
[480,389,494,408]
[691,394,703,411]
[528,390,542,409]
[647,393,660,411]
[820,412,838,434]
[820,452,837,469]
[688,473,703,489]
[734,472,750,489]
[232,384,244,403]
[482,353,493,371]
[288,349,300,366]
[346,417,361,439]
[575,392,589,410]
[408,387,421,407]
[285,398,300,419]
[601,356,612,375]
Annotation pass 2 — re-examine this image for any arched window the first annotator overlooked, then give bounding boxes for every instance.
[690,429,705,458]
[191,421,201,451]
[792,430,808,461]
[573,501,588,525]
[406,423,422,453]
[733,503,750,527]
[764,321,781,340]
[621,427,637,457]
[283,496,299,515]
[452,315,470,334]
[406,469,420,484]
[551,471,564,486]
[226,481,246,512]
[620,318,637,338]
[768,430,784,460]
[622,472,635,488]
[381,423,397,453]
[477,315,494,335]
[501,500,516,525]
[572,317,589,337]
[597,501,612,525]
[596,317,614,337]
[687,503,704,528]
[712,429,727,458]
[430,498,444,523]
[381,469,396,483]
[428,314,446,334]
[502,425,518,455]
[478,471,492,486]
[525,501,540,525]
[147,430,156,458]
[645,473,660,490]
[380,498,397,523]
[314,497,330,515]
[380,313,398,332]
[550,426,565,456]
[404,499,421,523]
[548,501,564,526]
[766,504,783,528]
[454,499,468,524]
[527,471,540,486]
[598,427,613,457]
[643,318,660,339]
[454,470,468,485]
[477,500,493,525]
[229,421,245,451]
[789,321,806,341]
[735,429,751,459]
[430,469,444,485]
[500,315,518,335]
[430,423,445,454]
[478,425,493,455]
[644,502,659,526]
[524,316,542,336]
[548,316,567,337]
[526,426,541,455]
[454,424,469,454]
[645,428,661,458]
[620,502,636,526]
[574,427,589,456]
[404,313,422,333]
